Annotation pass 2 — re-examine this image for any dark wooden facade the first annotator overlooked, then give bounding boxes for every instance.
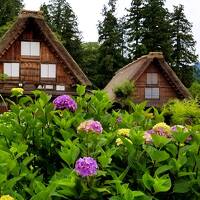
[0,10,91,96]
[105,52,190,106]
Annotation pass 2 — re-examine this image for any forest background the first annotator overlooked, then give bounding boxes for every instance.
[0,0,199,90]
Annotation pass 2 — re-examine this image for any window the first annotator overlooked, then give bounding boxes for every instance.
[45,85,54,90]
[41,64,56,78]
[3,63,19,77]
[147,73,158,85]
[56,85,65,91]
[21,41,40,56]
[145,88,159,99]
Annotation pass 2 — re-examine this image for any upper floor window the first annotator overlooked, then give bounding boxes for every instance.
[41,64,56,78]
[3,63,19,77]
[21,41,40,56]
[147,73,158,85]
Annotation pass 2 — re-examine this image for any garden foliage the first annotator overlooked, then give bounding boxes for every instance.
[0,85,199,199]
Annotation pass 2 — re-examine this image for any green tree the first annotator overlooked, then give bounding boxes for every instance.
[81,42,100,87]
[0,0,23,37]
[170,5,198,87]
[98,0,126,88]
[125,0,146,59]
[141,0,172,61]
[40,0,83,65]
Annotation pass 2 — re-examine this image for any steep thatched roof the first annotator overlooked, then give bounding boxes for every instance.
[0,10,91,86]
[104,52,190,100]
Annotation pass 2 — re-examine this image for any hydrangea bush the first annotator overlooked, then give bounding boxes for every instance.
[0,85,199,199]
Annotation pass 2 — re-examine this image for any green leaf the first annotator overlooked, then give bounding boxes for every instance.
[145,146,170,162]
[76,85,86,96]
[151,134,171,147]
[142,172,154,191]
[173,179,191,193]
[59,140,80,167]
[155,165,172,176]
[153,175,171,193]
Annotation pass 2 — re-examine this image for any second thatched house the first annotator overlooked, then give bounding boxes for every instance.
[104,52,190,106]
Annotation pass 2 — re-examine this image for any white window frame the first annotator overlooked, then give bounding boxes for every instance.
[56,85,65,91]
[21,41,40,56]
[147,73,158,85]
[3,63,19,77]
[145,88,159,99]
[41,64,56,79]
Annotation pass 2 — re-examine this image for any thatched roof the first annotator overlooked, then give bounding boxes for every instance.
[104,52,190,100]
[0,10,91,86]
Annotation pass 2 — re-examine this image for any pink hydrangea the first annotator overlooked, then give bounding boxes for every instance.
[77,120,103,134]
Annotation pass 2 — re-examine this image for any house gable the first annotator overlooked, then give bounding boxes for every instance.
[104,52,190,106]
[0,10,91,95]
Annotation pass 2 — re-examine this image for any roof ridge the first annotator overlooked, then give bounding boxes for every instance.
[117,54,148,73]
[19,10,44,19]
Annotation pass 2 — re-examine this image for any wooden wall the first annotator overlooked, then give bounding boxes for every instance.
[0,21,78,95]
[133,62,178,106]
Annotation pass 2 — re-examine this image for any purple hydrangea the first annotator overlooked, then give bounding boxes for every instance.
[77,120,103,134]
[53,95,77,112]
[116,116,122,124]
[75,157,98,177]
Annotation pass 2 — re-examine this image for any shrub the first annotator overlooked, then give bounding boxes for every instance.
[0,85,199,199]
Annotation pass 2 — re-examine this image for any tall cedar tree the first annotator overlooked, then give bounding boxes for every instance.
[142,0,172,62]
[0,0,23,37]
[40,0,83,65]
[170,5,198,87]
[98,0,125,88]
[125,0,146,59]
[81,42,100,87]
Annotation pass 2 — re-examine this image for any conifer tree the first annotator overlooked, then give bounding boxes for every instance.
[141,0,172,61]
[0,0,23,37]
[170,4,198,87]
[125,0,146,59]
[40,0,83,65]
[98,0,125,88]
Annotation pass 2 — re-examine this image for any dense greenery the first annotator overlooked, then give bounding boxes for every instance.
[97,0,126,87]
[40,0,83,65]
[0,0,23,38]
[0,86,200,199]
[170,5,198,87]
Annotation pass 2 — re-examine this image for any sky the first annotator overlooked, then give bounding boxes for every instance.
[24,0,200,59]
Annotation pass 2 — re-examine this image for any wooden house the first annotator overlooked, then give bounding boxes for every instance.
[104,52,190,106]
[0,10,91,98]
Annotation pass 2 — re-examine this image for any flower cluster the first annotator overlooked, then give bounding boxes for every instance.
[77,120,103,134]
[53,95,77,112]
[11,87,24,95]
[116,128,132,146]
[75,157,98,177]
[0,195,14,200]
[152,122,171,137]
[117,128,130,137]
[171,125,192,142]
[144,123,192,143]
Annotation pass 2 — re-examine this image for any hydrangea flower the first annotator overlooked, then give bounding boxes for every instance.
[152,122,171,137]
[116,116,122,123]
[0,195,14,200]
[116,137,132,146]
[77,120,103,134]
[11,87,24,95]
[171,125,192,142]
[143,129,154,143]
[117,128,130,137]
[53,95,77,112]
[75,157,98,177]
